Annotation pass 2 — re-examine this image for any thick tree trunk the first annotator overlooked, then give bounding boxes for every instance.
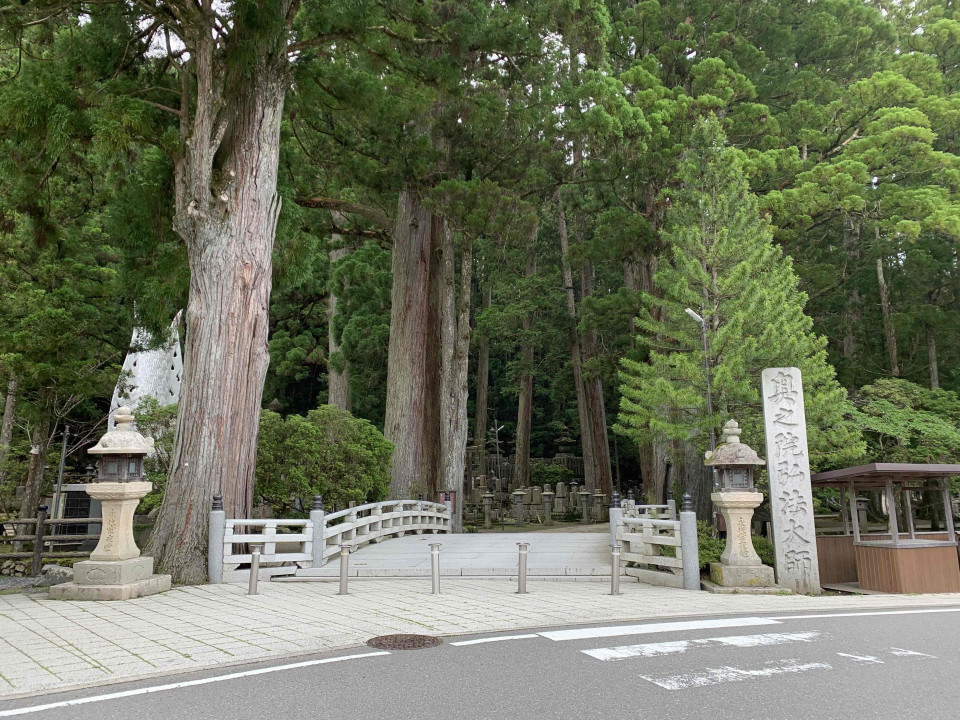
[438,221,473,531]
[385,188,438,499]
[682,438,712,520]
[635,182,665,499]
[424,216,443,497]
[514,234,537,489]
[639,439,669,504]
[148,42,287,583]
[927,328,939,390]
[328,214,351,411]
[876,256,900,377]
[556,190,597,491]
[0,376,18,488]
[841,215,861,391]
[580,260,613,496]
[474,284,491,483]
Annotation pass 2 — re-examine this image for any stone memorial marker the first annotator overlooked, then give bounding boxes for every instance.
[761,367,821,594]
[555,482,567,514]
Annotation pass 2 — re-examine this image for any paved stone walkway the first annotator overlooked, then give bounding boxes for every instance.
[0,580,959,699]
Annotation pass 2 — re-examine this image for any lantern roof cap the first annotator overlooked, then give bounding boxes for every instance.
[88,407,154,457]
[705,419,765,467]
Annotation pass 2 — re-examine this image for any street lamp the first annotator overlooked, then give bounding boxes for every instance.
[684,307,717,467]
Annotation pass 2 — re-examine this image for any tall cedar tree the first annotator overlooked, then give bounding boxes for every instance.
[1,2,395,583]
[616,117,864,513]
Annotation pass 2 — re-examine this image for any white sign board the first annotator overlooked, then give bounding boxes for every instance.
[762,367,821,594]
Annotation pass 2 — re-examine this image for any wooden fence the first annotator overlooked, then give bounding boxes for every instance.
[0,507,100,576]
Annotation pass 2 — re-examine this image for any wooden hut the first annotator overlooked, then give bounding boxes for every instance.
[811,464,960,594]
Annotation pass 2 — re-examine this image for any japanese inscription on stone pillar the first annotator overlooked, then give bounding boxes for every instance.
[761,367,821,594]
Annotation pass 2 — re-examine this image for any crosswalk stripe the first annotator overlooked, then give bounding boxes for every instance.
[640,660,832,690]
[768,607,960,621]
[583,631,822,661]
[450,634,539,646]
[539,617,781,642]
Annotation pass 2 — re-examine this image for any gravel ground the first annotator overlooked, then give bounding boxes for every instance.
[0,576,39,592]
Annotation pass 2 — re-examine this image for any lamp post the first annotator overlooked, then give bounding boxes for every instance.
[52,425,70,522]
[684,308,716,458]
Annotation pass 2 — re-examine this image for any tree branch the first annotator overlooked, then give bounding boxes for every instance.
[132,96,182,117]
[295,196,393,230]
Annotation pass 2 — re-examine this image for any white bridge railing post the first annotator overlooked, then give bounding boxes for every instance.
[208,494,225,583]
[309,495,324,569]
[679,493,700,591]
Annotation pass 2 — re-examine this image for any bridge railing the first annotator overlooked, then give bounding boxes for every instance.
[612,492,699,591]
[617,516,686,588]
[620,500,677,521]
[209,497,451,583]
[321,500,450,563]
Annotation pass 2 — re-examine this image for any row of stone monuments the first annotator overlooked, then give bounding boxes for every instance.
[475,482,613,528]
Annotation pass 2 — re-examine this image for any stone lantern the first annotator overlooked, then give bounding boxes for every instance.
[705,419,775,589]
[50,407,171,601]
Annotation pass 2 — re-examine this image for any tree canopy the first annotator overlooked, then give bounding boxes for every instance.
[3,0,960,580]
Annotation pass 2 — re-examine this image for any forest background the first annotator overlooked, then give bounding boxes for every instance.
[2,0,960,582]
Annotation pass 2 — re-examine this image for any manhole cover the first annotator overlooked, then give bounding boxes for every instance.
[367,634,442,650]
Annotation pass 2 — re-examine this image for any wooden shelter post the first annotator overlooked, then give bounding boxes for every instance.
[848,481,860,542]
[902,489,915,539]
[885,480,899,545]
[940,479,957,544]
[839,486,850,536]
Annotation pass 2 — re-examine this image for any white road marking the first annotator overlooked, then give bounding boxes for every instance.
[769,607,960,621]
[641,660,832,690]
[837,652,884,664]
[539,617,781,642]
[888,647,936,658]
[712,631,822,648]
[450,634,539,646]
[584,640,690,660]
[583,632,822,661]
[0,651,391,718]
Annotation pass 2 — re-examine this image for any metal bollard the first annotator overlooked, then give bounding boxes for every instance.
[429,542,442,594]
[248,545,261,596]
[338,543,352,595]
[516,542,530,594]
[609,542,621,596]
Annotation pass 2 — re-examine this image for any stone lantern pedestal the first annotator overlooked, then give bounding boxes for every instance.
[703,419,778,592]
[709,491,775,588]
[50,407,171,601]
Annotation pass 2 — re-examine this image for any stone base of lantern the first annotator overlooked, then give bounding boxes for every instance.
[708,490,778,591]
[49,557,170,601]
[708,562,777,589]
[700,576,787,595]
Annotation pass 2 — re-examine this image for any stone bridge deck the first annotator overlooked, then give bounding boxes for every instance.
[287,532,613,579]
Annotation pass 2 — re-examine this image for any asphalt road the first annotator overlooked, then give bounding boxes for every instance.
[2,606,959,720]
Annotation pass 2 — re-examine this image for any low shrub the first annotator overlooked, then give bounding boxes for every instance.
[752,534,776,566]
[697,520,724,570]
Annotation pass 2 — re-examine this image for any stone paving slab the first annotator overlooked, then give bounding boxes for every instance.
[0,580,958,699]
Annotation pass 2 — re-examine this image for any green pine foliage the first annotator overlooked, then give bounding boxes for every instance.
[615,117,864,470]
[853,378,960,465]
